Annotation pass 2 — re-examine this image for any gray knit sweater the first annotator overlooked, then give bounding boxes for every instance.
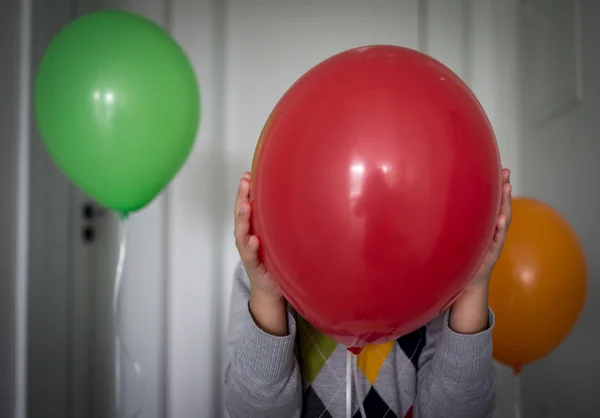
[223,262,497,418]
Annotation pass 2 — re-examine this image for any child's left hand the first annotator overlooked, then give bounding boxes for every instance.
[467,168,513,291]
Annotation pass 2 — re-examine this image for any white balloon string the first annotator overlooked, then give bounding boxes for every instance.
[113,217,145,418]
[514,372,522,418]
[346,350,352,418]
[353,353,367,418]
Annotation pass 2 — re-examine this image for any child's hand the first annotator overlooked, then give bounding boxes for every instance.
[235,172,288,335]
[449,168,512,334]
[235,172,284,301]
[467,167,513,291]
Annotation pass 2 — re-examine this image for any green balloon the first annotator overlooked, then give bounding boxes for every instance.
[34,10,200,214]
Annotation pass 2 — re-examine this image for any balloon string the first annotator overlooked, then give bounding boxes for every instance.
[514,372,522,418]
[352,353,367,418]
[113,218,145,418]
[344,351,367,418]
[346,350,352,418]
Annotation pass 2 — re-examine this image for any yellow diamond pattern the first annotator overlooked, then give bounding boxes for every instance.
[356,341,395,385]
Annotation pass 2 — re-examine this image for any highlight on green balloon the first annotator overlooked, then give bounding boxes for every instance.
[34,10,201,214]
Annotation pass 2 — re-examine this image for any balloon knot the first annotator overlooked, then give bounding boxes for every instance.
[347,346,363,355]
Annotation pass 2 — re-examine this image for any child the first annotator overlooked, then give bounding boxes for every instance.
[223,169,512,418]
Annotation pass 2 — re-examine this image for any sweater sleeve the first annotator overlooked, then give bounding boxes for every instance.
[222,262,303,418]
[413,308,497,418]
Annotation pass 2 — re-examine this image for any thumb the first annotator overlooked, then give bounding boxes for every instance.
[243,235,261,269]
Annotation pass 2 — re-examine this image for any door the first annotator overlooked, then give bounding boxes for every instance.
[519,0,600,416]
[27,0,126,417]
[27,0,169,416]
[27,1,118,417]
[0,0,23,416]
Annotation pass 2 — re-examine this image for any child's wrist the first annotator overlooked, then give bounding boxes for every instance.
[250,286,285,305]
[449,286,489,334]
[249,290,288,337]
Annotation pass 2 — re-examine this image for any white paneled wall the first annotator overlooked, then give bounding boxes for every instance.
[168,1,227,417]
[519,1,600,416]
[167,1,521,417]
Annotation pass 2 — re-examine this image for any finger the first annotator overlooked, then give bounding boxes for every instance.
[234,177,250,218]
[494,214,509,244]
[502,168,511,183]
[234,201,251,247]
[242,235,261,269]
[243,171,252,181]
[502,182,513,224]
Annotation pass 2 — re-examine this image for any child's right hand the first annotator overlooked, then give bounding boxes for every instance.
[235,172,281,296]
[235,173,288,333]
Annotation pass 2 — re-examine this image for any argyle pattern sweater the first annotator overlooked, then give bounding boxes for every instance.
[224,262,497,418]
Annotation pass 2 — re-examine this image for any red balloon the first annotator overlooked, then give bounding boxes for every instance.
[251,45,501,347]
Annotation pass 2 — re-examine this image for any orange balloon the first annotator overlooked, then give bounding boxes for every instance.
[489,197,587,372]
